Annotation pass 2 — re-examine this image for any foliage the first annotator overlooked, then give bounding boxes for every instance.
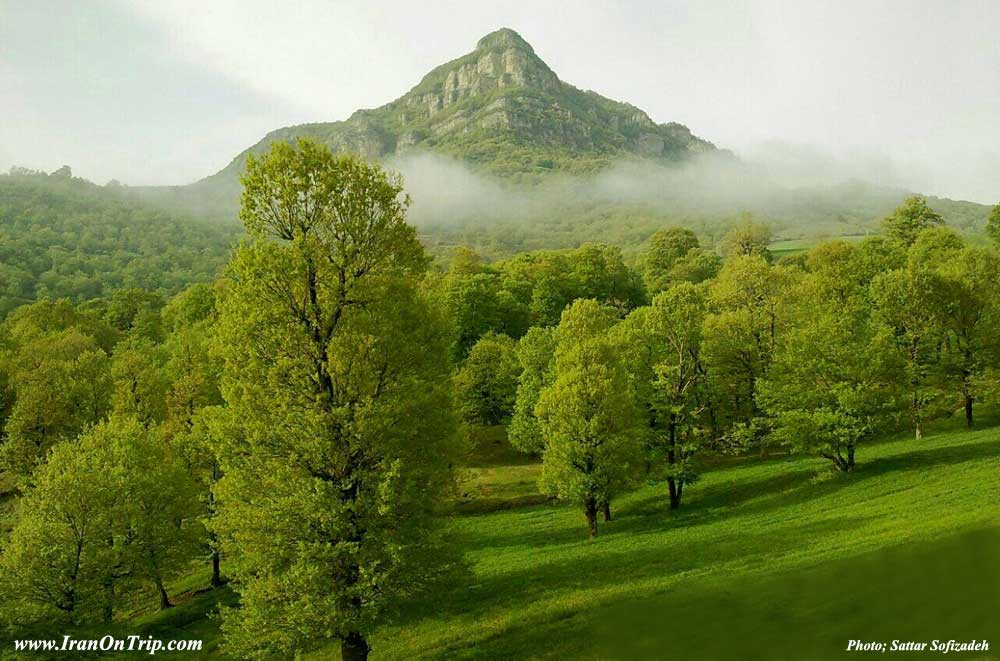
[508,326,557,454]
[987,203,1000,244]
[535,300,642,537]
[0,300,115,479]
[760,244,902,470]
[701,255,794,449]
[614,284,710,506]
[0,417,201,626]
[0,171,237,318]
[454,333,522,426]
[880,195,944,246]
[720,215,773,262]
[211,140,459,659]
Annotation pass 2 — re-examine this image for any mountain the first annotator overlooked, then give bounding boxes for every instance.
[202,28,717,186]
[138,27,990,252]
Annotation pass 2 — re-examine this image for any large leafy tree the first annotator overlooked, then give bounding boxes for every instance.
[453,332,522,426]
[0,300,115,479]
[211,140,458,660]
[535,300,641,538]
[161,283,226,585]
[508,326,557,454]
[761,244,901,471]
[932,245,1000,427]
[881,195,944,246]
[0,417,201,625]
[615,283,710,509]
[871,263,949,439]
[701,255,794,449]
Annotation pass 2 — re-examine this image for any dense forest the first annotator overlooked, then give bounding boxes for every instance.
[0,169,239,317]
[1,140,1000,658]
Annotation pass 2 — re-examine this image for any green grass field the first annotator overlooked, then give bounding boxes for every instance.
[354,421,1000,660]
[10,419,998,659]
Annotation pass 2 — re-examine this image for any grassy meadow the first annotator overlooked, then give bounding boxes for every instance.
[52,416,999,660]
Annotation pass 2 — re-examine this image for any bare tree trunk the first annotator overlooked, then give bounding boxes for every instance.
[965,392,974,429]
[602,501,612,522]
[341,632,370,661]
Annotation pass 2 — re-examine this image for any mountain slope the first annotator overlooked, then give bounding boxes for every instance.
[203,28,717,185]
[0,170,238,316]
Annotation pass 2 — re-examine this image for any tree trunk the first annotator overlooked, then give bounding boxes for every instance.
[915,423,923,441]
[602,501,612,522]
[584,497,599,539]
[341,631,370,661]
[847,445,855,471]
[667,477,680,510]
[209,461,224,587]
[965,393,974,429]
[157,577,173,610]
[667,413,681,510]
[210,544,223,587]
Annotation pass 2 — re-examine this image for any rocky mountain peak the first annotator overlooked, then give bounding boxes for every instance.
[475,27,535,54]
[207,28,718,183]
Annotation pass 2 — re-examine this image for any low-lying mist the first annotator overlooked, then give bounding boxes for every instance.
[386,145,918,235]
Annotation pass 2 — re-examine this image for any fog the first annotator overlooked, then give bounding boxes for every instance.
[386,146,920,232]
[2,1,999,204]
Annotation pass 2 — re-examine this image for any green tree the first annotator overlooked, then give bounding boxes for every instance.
[535,300,641,537]
[720,214,772,262]
[702,255,794,449]
[0,417,201,624]
[871,265,949,439]
[614,284,710,508]
[508,326,557,454]
[641,227,700,293]
[669,247,721,285]
[0,324,112,479]
[761,249,900,471]
[934,246,1000,427]
[881,195,944,246]
[986,203,1000,244]
[453,332,522,426]
[111,336,168,427]
[211,140,458,660]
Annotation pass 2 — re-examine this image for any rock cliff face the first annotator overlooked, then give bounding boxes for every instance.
[205,28,717,183]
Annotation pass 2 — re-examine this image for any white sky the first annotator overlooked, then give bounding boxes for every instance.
[1,0,998,202]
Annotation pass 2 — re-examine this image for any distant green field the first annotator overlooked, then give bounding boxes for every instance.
[21,419,998,659]
[769,234,870,259]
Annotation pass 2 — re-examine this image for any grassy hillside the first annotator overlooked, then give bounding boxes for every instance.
[49,419,999,660]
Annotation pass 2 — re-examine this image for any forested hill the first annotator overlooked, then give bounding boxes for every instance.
[0,169,239,317]
[199,27,718,187]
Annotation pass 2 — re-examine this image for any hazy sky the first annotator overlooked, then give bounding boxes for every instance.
[2,0,998,202]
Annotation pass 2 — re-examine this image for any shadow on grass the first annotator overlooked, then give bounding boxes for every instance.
[401,432,1000,635]
[453,434,1000,568]
[453,494,553,515]
[397,514,873,630]
[422,527,1000,660]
